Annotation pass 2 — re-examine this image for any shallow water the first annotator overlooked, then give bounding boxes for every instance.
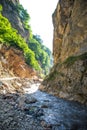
[0,82,87,130]
[24,83,87,130]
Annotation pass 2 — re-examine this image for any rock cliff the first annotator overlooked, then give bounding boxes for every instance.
[53,0,87,64]
[0,0,29,41]
[40,0,87,104]
[0,44,37,94]
[0,0,39,94]
[0,45,36,78]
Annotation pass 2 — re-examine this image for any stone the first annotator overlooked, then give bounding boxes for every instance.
[41,0,87,104]
[41,104,48,108]
[0,88,87,130]
[25,96,37,104]
[0,46,36,78]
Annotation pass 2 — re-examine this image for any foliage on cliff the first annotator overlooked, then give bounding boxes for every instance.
[0,3,52,74]
[29,35,53,75]
[17,4,31,30]
[0,7,40,70]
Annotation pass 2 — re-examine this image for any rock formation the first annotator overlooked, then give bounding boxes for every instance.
[0,0,41,94]
[0,44,37,94]
[53,0,87,64]
[40,0,87,104]
[0,0,29,41]
[0,45,36,78]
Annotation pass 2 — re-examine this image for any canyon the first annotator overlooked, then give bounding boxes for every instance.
[41,0,87,104]
[0,0,87,129]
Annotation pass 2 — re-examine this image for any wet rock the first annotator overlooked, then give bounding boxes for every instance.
[24,106,44,118]
[0,87,87,130]
[41,104,48,108]
[25,96,37,104]
[24,108,32,115]
[41,120,47,127]
[34,108,44,117]
[41,121,52,129]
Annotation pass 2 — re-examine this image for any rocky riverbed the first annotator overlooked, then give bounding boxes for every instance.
[0,81,87,130]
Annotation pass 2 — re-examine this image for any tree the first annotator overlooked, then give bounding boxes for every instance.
[17,4,30,29]
[0,13,40,70]
[28,35,53,75]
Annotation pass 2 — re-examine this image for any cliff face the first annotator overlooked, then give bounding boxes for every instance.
[41,0,87,104]
[53,0,87,64]
[0,44,37,94]
[0,0,35,78]
[0,45,36,78]
[0,0,29,41]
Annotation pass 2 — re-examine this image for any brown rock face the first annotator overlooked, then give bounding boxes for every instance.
[41,0,87,104]
[0,0,29,42]
[53,0,87,64]
[0,45,36,78]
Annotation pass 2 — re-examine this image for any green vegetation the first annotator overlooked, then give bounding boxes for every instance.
[45,69,64,81]
[64,56,78,67]
[29,35,53,75]
[0,9,40,70]
[0,4,53,74]
[79,52,87,60]
[0,5,2,12]
[17,4,30,30]
[64,52,87,67]
[17,4,53,74]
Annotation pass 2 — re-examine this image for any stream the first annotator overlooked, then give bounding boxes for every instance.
[0,81,87,130]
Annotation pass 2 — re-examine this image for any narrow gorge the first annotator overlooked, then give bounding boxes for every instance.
[0,0,87,130]
[41,0,87,104]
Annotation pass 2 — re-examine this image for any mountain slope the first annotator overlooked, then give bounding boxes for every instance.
[0,0,52,75]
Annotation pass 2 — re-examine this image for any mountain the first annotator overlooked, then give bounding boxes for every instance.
[40,0,87,104]
[0,0,52,78]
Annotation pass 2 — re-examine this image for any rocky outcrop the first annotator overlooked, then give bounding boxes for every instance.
[0,45,36,78]
[0,1,40,94]
[0,0,29,41]
[40,0,87,104]
[0,44,38,94]
[53,0,87,64]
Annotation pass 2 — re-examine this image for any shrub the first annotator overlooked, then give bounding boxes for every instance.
[0,12,40,70]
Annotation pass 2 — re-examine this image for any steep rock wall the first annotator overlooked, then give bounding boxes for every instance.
[0,0,29,41]
[40,0,87,104]
[53,0,87,64]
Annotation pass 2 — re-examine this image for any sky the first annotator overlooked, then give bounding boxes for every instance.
[20,0,58,51]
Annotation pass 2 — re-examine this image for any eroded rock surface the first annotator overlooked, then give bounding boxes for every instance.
[41,0,87,104]
[53,0,87,63]
[0,45,36,79]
